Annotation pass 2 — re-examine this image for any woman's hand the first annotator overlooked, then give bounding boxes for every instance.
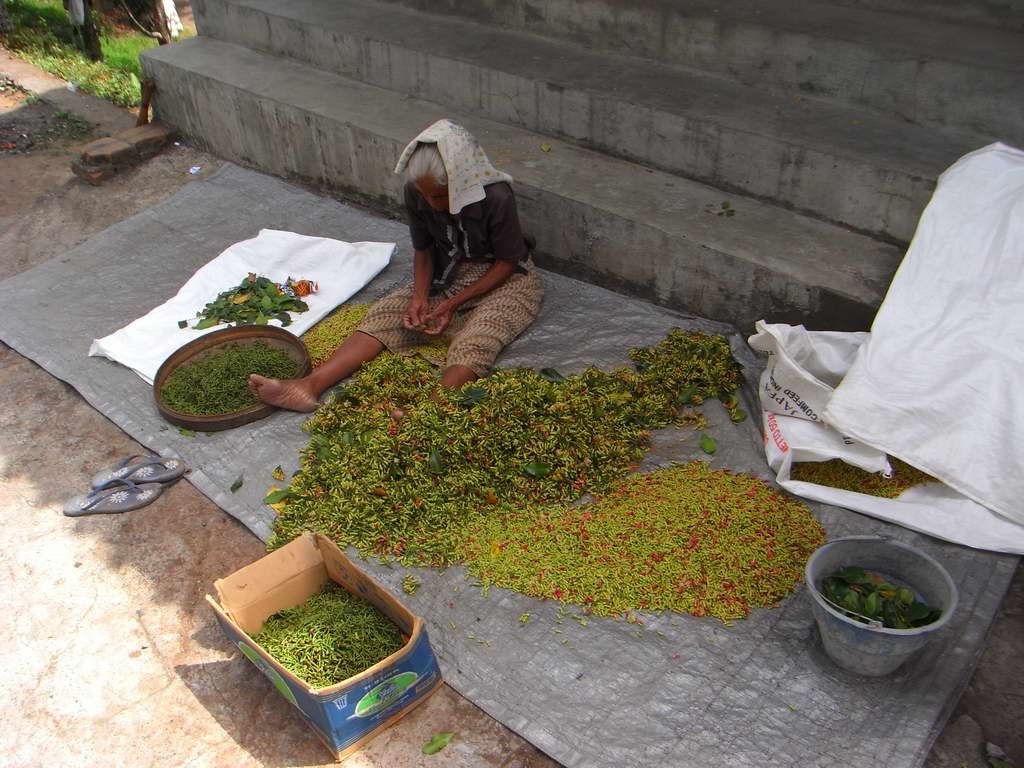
[423,300,454,336]
[402,294,430,330]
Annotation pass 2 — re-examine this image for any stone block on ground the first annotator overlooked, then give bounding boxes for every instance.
[115,122,176,159]
[71,122,176,184]
[70,156,117,186]
[81,135,137,167]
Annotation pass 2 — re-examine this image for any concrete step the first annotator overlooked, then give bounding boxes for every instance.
[823,0,1024,32]
[140,37,904,333]
[188,0,985,243]
[356,0,1024,140]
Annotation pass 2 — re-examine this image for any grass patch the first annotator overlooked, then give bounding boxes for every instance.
[51,108,95,140]
[100,32,157,76]
[1,0,162,107]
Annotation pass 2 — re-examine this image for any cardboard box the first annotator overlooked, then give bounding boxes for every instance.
[207,533,443,760]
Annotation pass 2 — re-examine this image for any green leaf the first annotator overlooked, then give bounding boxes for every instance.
[907,602,932,622]
[422,732,454,755]
[674,385,698,407]
[523,461,552,478]
[177,427,197,436]
[822,577,849,603]
[836,567,865,584]
[254,313,269,326]
[864,591,879,617]
[230,474,244,493]
[458,385,489,408]
[428,449,445,474]
[331,386,361,406]
[341,430,356,446]
[538,367,566,383]
[194,317,220,330]
[261,295,274,310]
[177,320,188,329]
[699,433,717,454]
[730,408,748,423]
[263,488,291,504]
[897,588,914,605]
[841,590,862,614]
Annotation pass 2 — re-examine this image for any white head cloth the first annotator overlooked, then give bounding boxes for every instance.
[394,119,513,215]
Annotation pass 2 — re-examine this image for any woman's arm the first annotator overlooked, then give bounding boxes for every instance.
[422,259,517,335]
[403,248,435,330]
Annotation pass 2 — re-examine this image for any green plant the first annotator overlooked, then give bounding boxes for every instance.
[52,109,94,139]
[302,303,448,367]
[2,0,159,107]
[254,582,405,688]
[461,461,826,621]
[819,567,941,629]
[792,458,936,498]
[160,342,302,415]
[265,328,825,622]
[189,273,313,329]
[99,30,157,76]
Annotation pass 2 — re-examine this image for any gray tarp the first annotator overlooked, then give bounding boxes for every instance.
[1,164,1016,768]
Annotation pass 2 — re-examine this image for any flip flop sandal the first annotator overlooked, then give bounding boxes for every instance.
[90,454,186,489]
[63,478,166,517]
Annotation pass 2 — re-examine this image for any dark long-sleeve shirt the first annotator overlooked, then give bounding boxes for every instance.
[404,181,529,286]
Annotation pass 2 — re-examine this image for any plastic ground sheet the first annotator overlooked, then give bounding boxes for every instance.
[0,163,1016,768]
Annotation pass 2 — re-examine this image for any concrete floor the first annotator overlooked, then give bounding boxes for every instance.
[0,47,1020,768]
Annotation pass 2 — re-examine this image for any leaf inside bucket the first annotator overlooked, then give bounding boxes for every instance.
[820,566,941,629]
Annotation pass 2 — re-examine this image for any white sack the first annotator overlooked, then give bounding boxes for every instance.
[162,0,184,38]
[89,229,393,383]
[763,411,1024,554]
[824,142,1024,531]
[748,321,889,474]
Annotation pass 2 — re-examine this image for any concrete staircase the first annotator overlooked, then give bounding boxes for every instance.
[140,0,1023,332]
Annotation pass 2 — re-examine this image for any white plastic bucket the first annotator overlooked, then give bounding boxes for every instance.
[805,536,958,676]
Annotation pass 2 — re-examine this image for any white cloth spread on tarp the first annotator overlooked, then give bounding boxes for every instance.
[89,229,393,383]
[748,142,1024,553]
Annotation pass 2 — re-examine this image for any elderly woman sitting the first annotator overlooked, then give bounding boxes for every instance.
[249,119,545,412]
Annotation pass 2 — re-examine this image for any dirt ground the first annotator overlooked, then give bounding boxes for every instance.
[0,46,1020,768]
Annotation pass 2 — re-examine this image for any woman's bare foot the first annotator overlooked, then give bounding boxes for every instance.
[248,374,321,412]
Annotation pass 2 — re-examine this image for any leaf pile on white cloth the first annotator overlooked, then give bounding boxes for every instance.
[89,229,393,383]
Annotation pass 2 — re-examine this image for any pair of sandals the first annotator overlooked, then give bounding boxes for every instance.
[63,455,187,517]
